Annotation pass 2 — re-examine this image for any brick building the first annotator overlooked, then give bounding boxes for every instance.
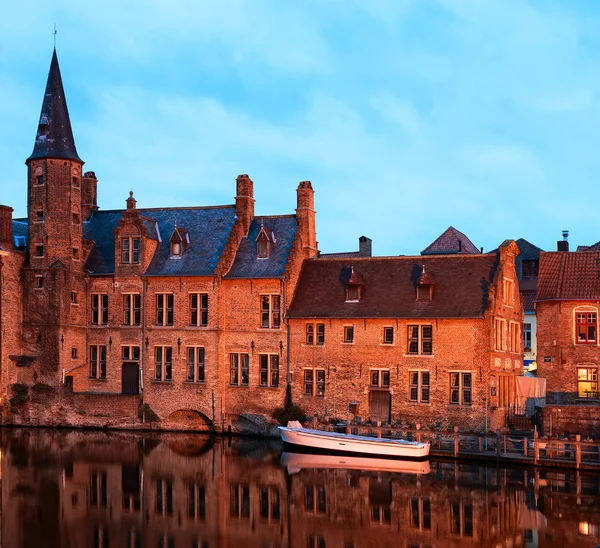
[287,240,524,432]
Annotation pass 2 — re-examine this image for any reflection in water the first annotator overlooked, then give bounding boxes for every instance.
[1,429,599,548]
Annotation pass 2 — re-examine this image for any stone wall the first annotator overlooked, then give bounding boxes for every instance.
[541,404,600,437]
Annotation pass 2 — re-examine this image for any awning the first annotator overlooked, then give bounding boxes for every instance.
[516,376,547,414]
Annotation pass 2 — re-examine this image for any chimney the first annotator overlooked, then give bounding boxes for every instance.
[557,230,569,252]
[0,205,13,251]
[235,174,255,236]
[359,236,372,257]
[296,181,317,257]
[81,171,99,221]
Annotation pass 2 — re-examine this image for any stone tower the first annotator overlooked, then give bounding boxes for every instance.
[23,49,88,386]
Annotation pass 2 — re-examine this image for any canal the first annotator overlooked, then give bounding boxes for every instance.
[0,429,598,547]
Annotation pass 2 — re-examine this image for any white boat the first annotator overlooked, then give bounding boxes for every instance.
[280,452,431,475]
[278,421,430,460]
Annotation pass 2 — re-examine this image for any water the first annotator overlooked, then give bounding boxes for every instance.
[1,429,598,548]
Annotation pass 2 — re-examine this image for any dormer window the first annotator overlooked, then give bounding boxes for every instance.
[416,266,434,302]
[346,285,361,302]
[256,224,275,259]
[417,284,432,301]
[169,227,189,258]
[122,237,140,264]
[345,266,365,302]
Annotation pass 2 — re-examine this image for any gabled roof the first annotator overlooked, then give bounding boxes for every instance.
[288,254,499,319]
[225,216,297,279]
[27,50,81,163]
[84,206,237,276]
[421,227,480,255]
[537,251,600,301]
[515,238,543,261]
[577,241,600,252]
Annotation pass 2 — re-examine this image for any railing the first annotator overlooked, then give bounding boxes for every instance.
[327,424,600,469]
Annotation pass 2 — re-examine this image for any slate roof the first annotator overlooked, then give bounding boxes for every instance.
[515,238,543,261]
[12,220,28,249]
[28,50,81,163]
[537,251,600,301]
[421,227,480,255]
[288,254,500,319]
[577,241,600,252]
[225,216,297,278]
[84,206,237,276]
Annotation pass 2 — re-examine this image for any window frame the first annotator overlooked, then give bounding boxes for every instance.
[370,369,390,389]
[523,322,532,352]
[154,346,173,381]
[494,318,506,351]
[409,370,430,403]
[503,278,514,307]
[259,354,280,388]
[577,367,598,399]
[303,369,325,396]
[509,321,520,353]
[576,312,597,344]
[89,345,107,379]
[186,346,205,383]
[91,293,109,325]
[121,345,140,361]
[383,326,394,345]
[305,323,325,345]
[343,325,354,344]
[121,237,141,265]
[260,294,281,329]
[449,372,472,406]
[189,293,208,327]
[156,293,174,326]
[123,293,141,326]
[230,353,250,386]
[407,325,432,355]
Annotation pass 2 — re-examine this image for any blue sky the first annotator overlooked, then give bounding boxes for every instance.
[2,0,600,255]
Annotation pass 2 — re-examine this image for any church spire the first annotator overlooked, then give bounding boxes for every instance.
[27,49,82,163]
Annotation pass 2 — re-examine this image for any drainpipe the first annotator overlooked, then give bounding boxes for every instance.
[141,277,147,422]
[0,256,4,400]
[282,278,291,384]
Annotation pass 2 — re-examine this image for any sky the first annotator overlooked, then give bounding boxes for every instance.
[2,0,600,256]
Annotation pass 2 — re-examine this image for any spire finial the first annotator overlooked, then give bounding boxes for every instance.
[53,24,57,50]
[422,265,425,274]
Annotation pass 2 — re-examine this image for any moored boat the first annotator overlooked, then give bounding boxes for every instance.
[278,421,430,460]
[280,452,431,475]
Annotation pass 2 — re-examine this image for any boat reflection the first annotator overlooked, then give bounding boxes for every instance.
[281,451,431,475]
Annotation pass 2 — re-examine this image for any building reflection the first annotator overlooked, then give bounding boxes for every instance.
[1,429,599,548]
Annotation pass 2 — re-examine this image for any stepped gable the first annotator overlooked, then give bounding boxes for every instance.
[225,215,297,278]
[537,251,600,301]
[84,206,237,276]
[577,241,600,252]
[289,254,499,319]
[421,226,480,255]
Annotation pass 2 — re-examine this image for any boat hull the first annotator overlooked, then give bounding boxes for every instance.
[279,427,430,460]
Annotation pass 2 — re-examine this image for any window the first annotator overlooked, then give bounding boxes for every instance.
[410,498,431,530]
[90,345,107,379]
[317,324,325,345]
[72,212,80,224]
[304,369,325,396]
[189,293,208,326]
[230,353,249,386]
[306,324,313,344]
[156,294,174,326]
[35,208,44,222]
[71,291,78,304]
[259,354,279,387]
[91,294,109,325]
[577,368,598,399]
[305,323,325,344]
[121,237,140,264]
[71,348,78,359]
[450,372,472,405]
[72,247,80,260]
[230,484,250,519]
[155,479,173,516]
[90,471,107,508]
[576,312,597,344]
[370,369,390,388]
[417,284,432,301]
[187,483,206,520]
[407,325,432,355]
[260,295,281,328]
[510,322,520,352]
[171,241,182,256]
[121,346,140,361]
[257,237,269,259]
[524,323,532,352]
[522,260,539,278]
[35,275,43,288]
[36,175,44,185]
[450,502,473,537]
[495,318,506,351]
[187,347,205,383]
[383,327,394,344]
[154,346,173,381]
[305,484,327,514]
[72,176,80,188]
[123,294,141,325]
[35,244,44,257]
[409,371,430,403]
[503,278,514,306]
[346,285,360,302]
[343,326,354,343]
[259,487,281,522]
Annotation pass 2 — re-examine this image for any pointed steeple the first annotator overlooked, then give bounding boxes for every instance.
[27,49,82,163]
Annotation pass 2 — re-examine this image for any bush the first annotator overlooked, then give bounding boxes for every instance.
[32,383,55,393]
[9,383,29,406]
[272,384,308,426]
[138,403,160,423]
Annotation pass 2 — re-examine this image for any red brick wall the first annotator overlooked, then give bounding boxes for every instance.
[542,404,600,437]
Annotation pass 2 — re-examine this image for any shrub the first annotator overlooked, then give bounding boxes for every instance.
[9,383,29,406]
[138,403,160,423]
[272,384,308,426]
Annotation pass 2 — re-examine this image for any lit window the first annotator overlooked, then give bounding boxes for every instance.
[407,325,432,355]
[576,313,597,344]
[577,368,598,399]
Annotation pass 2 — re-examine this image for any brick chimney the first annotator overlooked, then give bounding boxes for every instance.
[359,236,372,257]
[235,174,255,236]
[81,171,99,221]
[0,205,13,251]
[296,181,317,257]
[557,230,569,252]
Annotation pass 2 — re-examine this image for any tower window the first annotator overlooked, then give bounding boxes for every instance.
[35,245,44,257]
[35,275,44,288]
[73,248,80,260]
[72,213,80,224]
[71,348,78,359]
[36,175,44,185]
[72,177,80,188]
[35,209,44,222]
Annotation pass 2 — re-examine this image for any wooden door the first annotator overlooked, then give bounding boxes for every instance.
[122,362,139,395]
[369,390,391,423]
